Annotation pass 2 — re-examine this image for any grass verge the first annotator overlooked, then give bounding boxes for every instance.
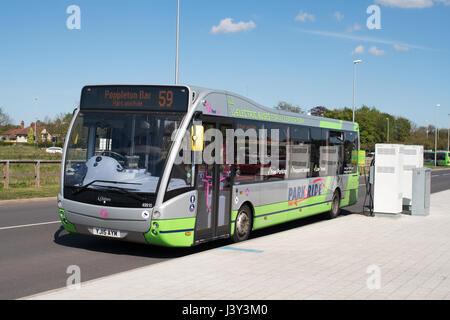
[0,185,59,200]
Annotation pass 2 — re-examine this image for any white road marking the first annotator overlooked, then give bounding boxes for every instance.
[0,221,60,231]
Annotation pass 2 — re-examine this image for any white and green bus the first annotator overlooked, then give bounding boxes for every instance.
[59,85,361,247]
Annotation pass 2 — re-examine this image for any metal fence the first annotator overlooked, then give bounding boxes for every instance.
[0,159,371,189]
[1,160,61,189]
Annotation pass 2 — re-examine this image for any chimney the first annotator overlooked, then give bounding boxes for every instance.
[21,121,24,129]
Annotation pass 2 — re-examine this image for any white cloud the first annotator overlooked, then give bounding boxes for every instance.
[369,46,386,56]
[295,11,316,23]
[334,11,344,21]
[374,0,434,8]
[352,45,365,55]
[297,29,430,50]
[210,18,256,34]
[393,43,410,51]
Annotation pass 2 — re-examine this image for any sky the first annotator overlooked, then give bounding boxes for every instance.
[0,0,449,128]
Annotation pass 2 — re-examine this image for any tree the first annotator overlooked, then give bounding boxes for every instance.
[275,101,304,114]
[309,106,328,117]
[323,105,414,151]
[393,117,411,143]
[27,127,35,145]
[0,107,12,127]
[55,112,73,140]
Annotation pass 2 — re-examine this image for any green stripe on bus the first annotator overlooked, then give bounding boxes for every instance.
[233,176,359,232]
[144,217,195,247]
[231,210,238,236]
[59,209,77,234]
[249,180,332,230]
[320,120,343,130]
[253,199,333,230]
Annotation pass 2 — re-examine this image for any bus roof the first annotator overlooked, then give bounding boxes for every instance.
[76,84,359,132]
[189,85,359,132]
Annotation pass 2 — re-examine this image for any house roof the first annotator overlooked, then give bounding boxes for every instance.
[1,127,29,136]
[1,125,44,136]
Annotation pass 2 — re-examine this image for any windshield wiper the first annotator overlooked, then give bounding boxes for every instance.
[93,185,147,202]
[67,180,142,196]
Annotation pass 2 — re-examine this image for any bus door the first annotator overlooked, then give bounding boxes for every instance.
[194,121,233,242]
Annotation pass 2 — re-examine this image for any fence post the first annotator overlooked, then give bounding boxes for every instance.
[3,161,9,189]
[35,160,40,188]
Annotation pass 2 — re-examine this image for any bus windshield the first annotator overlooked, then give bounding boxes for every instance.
[64,111,185,200]
[424,152,434,161]
[437,152,447,161]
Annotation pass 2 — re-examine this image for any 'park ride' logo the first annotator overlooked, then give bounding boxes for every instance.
[288,178,326,206]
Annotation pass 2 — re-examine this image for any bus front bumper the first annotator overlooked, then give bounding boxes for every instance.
[58,197,195,247]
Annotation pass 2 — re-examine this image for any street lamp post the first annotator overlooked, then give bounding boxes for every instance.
[34,98,38,147]
[447,114,450,152]
[175,0,180,84]
[352,59,362,123]
[435,104,440,166]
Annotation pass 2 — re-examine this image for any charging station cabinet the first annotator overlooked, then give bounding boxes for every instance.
[371,144,428,216]
[373,144,403,214]
[411,168,431,216]
[400,145,424,208]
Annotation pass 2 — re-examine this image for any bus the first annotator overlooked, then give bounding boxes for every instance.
[58,85,361,247]
[436,151,450,166]
[424,151,450,166]
[424,151,435,166]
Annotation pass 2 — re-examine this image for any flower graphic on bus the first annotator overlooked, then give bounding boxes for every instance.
[100,209,108,218]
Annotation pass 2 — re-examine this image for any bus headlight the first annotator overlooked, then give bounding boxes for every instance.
[152,211,161,219]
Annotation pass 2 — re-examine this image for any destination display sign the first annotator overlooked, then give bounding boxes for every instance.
[80,85,189,112]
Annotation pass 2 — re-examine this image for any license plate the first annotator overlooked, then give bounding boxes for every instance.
[91,227,121,238]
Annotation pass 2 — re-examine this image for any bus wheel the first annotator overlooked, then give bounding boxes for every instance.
[327,190,341,219]
[232,205,252,242]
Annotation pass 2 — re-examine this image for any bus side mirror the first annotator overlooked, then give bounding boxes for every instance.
[191,125,204,152]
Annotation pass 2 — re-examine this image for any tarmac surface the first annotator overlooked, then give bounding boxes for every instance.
[25,189,450,300]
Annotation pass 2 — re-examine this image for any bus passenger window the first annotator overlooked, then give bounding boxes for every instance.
[326,130,345,175]
[234,120,261,185]
[262,123,288,181]
[287,126,310,179]
[310,128,326,177]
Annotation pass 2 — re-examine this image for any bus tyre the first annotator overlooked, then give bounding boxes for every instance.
[232,205,252,243]
[327,191,341,219]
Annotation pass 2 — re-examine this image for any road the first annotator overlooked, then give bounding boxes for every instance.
[0,169,449,300]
